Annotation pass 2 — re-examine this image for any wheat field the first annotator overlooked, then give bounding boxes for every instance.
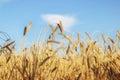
[0,22,120,80]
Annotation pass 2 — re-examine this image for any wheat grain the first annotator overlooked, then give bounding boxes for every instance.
[23,22,32,36]
[39,56,51,66]
[108,37,115,44]
[47,40,60,44]
[66,44,70,55]
[85,32,91,40]
[57,21,63,33]
[27,22,32,33]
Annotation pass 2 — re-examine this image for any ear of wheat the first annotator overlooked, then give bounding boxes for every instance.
[0,21,120,80]
[23,22,32,36]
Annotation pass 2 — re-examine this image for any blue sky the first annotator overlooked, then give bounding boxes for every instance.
[0,0,120,45]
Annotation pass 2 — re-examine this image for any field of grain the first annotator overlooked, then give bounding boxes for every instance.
[0,22,120,80]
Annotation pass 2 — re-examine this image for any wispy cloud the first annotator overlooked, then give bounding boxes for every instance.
[41,14,77,32]
[0,0,13,4]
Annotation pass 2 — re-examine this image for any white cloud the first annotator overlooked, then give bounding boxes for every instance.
[41,14,77,32]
